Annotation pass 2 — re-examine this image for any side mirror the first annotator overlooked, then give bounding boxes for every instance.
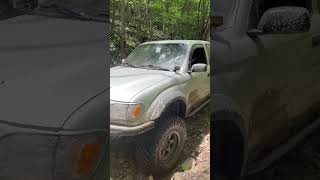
[248,6,310,36]
[190,63,207,73]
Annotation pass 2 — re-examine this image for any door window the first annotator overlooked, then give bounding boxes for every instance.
[250,0,309,25]
[248,0,310,31]
[248,0,260,30]
[189,47,208,69]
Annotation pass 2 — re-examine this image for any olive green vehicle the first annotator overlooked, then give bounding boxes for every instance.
[110,40,210,173]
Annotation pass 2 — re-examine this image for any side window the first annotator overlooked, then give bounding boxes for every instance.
[259,0,307,12]
[189,46,207,68]
[248,0,260,30]
[306,0,313,13]
[247,0,310,31]
[257,0,308,19]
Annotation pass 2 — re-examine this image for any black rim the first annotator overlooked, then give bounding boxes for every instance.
[158,131,180,161]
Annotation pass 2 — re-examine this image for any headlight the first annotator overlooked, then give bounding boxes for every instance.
[110,101,143,125]
[0,132,106,180]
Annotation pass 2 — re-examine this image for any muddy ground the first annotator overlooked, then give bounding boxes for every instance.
[110,106,320,180]
[110,107,210,180]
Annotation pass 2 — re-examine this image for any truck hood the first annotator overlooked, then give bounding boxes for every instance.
[0,15,107,129]
[110,66,173,102]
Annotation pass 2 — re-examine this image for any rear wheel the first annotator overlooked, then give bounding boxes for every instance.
[135,113,187,174]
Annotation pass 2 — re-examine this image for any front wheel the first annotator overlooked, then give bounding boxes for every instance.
[135,113,187,174]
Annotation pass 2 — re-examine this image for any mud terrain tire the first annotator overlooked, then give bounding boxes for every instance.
[135,113,187,174]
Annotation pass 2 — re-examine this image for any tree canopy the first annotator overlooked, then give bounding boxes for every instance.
[111,0,210,62]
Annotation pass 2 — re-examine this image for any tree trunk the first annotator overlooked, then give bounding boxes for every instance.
[149,13,152,39]
[197,0,202,38]
[120,0,126,59]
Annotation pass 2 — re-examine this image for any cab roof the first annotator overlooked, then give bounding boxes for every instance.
[142,40,209,46]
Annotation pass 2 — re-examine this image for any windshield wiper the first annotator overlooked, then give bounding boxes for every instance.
[122,63,139,68]
[140,65,172,71]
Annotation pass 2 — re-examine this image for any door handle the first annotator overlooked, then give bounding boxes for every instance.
[312,35,320,48]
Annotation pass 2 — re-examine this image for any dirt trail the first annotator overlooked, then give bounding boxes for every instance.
[110,107,210,180]
[110,106,320,180]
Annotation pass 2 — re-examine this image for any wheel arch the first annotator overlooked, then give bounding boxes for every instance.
[212,94,249,178]
[146,89,187,121]
[161,98,187,118]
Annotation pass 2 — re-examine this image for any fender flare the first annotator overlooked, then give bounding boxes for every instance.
[211,93,247,132]
[145,89,187,121]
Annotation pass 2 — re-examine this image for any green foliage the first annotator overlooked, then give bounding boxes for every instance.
[111,0,210,62]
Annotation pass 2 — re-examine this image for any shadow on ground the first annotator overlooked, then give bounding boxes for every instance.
[110,107,210,180]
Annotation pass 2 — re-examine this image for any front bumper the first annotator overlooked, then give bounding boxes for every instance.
[110,121,154,137]
[0,122,106,180]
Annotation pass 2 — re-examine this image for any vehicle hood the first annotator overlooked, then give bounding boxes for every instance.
[110,66,173,102]
[0,15,107,129]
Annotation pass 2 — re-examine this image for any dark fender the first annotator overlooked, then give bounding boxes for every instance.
[61,89,108,180]
[211,93,248,134]
[62,89,108,131]
[211,93,250,176]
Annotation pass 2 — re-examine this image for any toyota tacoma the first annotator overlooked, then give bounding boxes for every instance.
[110,40,210,173]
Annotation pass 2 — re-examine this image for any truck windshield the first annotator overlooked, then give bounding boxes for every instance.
[34,0,107,22]
[126,43,188,71]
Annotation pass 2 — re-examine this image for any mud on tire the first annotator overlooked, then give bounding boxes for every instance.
[135,113,187,174]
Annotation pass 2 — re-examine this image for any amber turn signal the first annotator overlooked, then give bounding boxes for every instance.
[76,143,102,176]
[132,105,142,118]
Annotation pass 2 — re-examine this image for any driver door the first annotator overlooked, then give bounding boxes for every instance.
[246,0,314,159]
[186,44,210,112]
